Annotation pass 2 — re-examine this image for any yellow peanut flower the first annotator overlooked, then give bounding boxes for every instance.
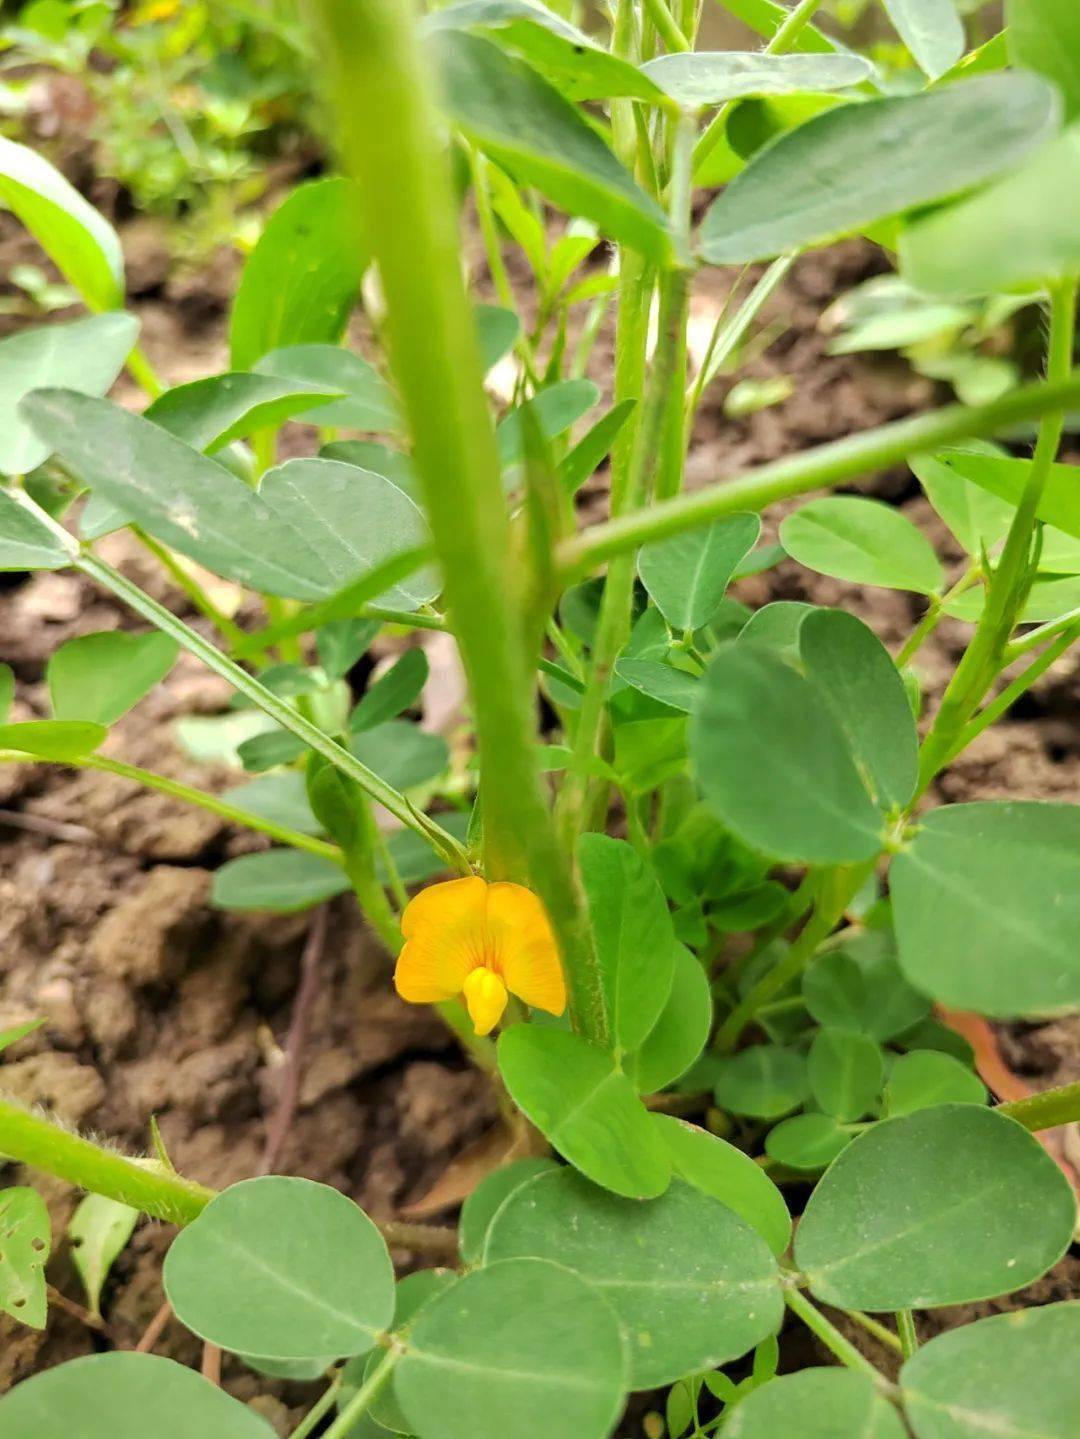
[393,876,566,1036]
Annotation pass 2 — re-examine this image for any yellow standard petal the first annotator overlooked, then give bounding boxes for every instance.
[394,876,488,1003]
[486,882,566,1017]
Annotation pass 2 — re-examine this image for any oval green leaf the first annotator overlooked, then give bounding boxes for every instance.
[691,642,883,864]
[891,801,1080,1016]
[0,1353,276,1439]
[254,344,401,432]
[901,1302,1080,1439]
[651,1114,792,1258]
[497,1025,671,1198]
[395,1257,628,1439]
[699,73,1059,263]
[780,496,943,595]
[210,851,350,913]
[145,372,343,455]
[723,1368,906,1438]
[164,1176,394,1359]
[0,1187,49,1329]
[625,944,712,1093]
[486,1169,783,1388]
[883,1051,987,1118]
[458,1157,560,1266]
[638,514,761,632]
[807,1028,884,1122]
[0,719,107,760]
[47,631,177,727]
[765,1112,852,1171]
[713,1044,810,1120]
[882,0,964,80]
[794,1105,1076,1310]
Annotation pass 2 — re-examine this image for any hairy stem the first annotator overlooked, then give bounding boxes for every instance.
[998,1079,1080,1132]
[784,1288,884,1380]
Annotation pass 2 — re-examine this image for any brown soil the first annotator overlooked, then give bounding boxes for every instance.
[2,205,1079,1433]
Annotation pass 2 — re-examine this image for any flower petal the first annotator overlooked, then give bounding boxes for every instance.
[487,882,566,1017]
[462,968,508,1036]
[395,876,488,1003]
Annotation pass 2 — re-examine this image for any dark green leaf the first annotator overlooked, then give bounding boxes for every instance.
[577,833,676,1054]
[497,378,600,470]
[699,74,1058,263]
[486,1169,782,1389]
[458,1158,559,1265]
[558,399,635,494]
[498,1025,671,1198]
[614,658,699,713]
[713,1045,810,1119]
[802,930,930,1042]
[807,1028,884,1122]
[395,1258,627,1439]
[794,1105,1076,1309]
[229,178,366,369]
[351,720,448,792]
[624,944,712,1093]
[475,303,521,369]
[351,650,429,733]
[799,608,918,809]
[884,1051,987,1117]
[0,1353,276,1439]
[891,801,1080,1016]
[164,1176,394,1359]
[691,643,883,864]
[651,1114,792,1258]
[723,1369,906,1438]
[901,1302,1080,1439]
[430,31,671,261]
[765,1113,852,1171]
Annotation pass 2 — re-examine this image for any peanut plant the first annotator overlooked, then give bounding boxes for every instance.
[2,0,1080,1435]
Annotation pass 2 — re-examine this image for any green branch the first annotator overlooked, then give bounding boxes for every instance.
[997,1080,1080,1133]
[556,371,1080,578]
[306,0,605,1042]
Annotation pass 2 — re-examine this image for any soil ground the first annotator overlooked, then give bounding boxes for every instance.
[1,200,1078,1433]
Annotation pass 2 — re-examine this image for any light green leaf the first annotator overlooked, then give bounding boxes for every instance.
[0,134,123,310]
[0,1187,49,1329]
[0,1019,42,1056]
[891,802,1080,1016]
[351,720,448,792]
[0,487,73,572]
[643,51,871,108]
[0,663,12,725]
[795,1105,1076,1309]
[723,1369,906,1438]
[68,1194,139,1318]
[910,443,1014,555]
[458,1158,559,1266]
[614,658,699,714]
[0,313,137,475]
[497,1025,671,1198]
[713,1044,809,1119]
[765,1113,852,1171]
[884,1050,987,1117]
[807,1028,884,1122]
[577,833,676,1054]
[882,0,964,80]
[395,1258,628,1439]
[497,378,599,472]
[559,399,635,495]
[900,127,1080,296]
[475,303,520,369]
[211,850,350,913]
[425,0,666,103]
[1008,0,1080,122]
[707,0,837,52]
[254,345,401,432]
[691,642,884,864]
[799,608,919,809]
[639,514,760,632]
[485,1169,783,1389]
[220,773,321,837]
[699,73,1059,263]
[624,944,712,1093]
[0,1353,276,1439]
[651,1114,792,1258]
[229,178,366,369]
[164,1176,394,1359]
[47,631,177,726]
[735,600,812,660]
[173,709,277,766]
[145,373,342,455]
[0,719,107,759]
[780,496,943,594]
[430,31,671,261]
[901,1302,1080,1439]
[930,449,1080,542]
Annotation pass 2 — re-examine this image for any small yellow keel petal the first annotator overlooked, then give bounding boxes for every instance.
[461,968,509,1036]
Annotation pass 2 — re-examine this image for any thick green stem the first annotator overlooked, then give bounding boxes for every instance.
[306,0,604,1041]
[0,750,343,864]
[557,371,1080,578]
[0,1096,213,1225]
[784,1288,884,1380]
[321,1351,402,1439]
[75,550,470,874]
[997,1080,1080,1132]
[918,279,1077,792]
[642,0,690,52]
